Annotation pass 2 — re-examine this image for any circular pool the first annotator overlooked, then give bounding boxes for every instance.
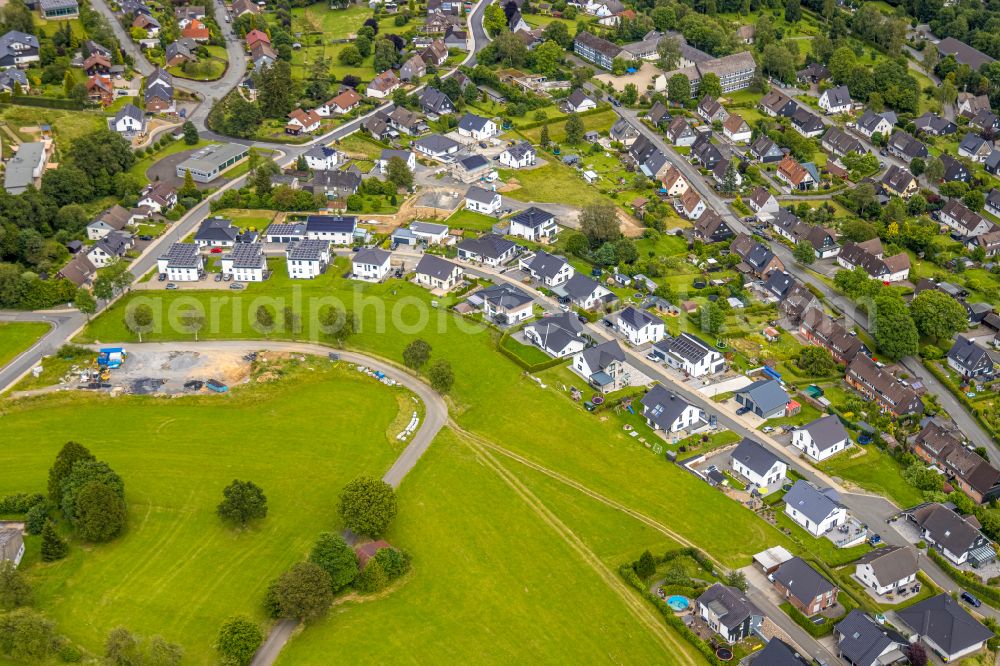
[666,595,689,612]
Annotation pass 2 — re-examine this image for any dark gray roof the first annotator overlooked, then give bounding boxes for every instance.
[897,594,993,656]
[911,503,983,556]
[419,86,454,113]
[458,154,489,171]
[821,85,851,107]
[114,103,144,124]
[195,217,238,243]
[305,215,356,233]
[265,222,306,238]
[511,206,555,228]
[641,384,696,431]
[735,378,788,414]
[560,273,603,302]
[772,557,836,606]
[853,546,918,587]
[159,242,199,268]
[566,88,593,109]
[799,414,849,453]
[415,133,460,154]
[415,253,459,280]
[525,251,569,280]
[525,313,583,354]
[764,270,794,299]
[579,339,625,372]
[618,305,663,330]
[653,332,714,364]
[353,247,391,265]
[457,112,490,132]
[783,480,841,525]
[948,336,992,372]
[834,610,906,666]
[960,132,990,155]
[750,638,809,666]
[697,583,762,630]
[732,437,784,477]
[505,140,535,161]
[938,37,995,70]
[458,233,515,260]
[465,185,496,205]
[477,283,532,310]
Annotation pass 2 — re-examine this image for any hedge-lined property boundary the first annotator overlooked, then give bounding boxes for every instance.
[928,549,1000,607]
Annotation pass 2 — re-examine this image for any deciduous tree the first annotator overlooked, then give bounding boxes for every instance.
[266,562,333,621]
[125,303,154,342]
[872,292,918,359]
[910,290,968,343]
[217,480,268,527]
[579,202,619,246]
[48,441,94,504]
[216,616,263,666]
[403,339,432,370]
[428,359,454,393]
[75,480,127,542]
[338,476,398,537]
[0,561,32,610]
[308,532,359,591]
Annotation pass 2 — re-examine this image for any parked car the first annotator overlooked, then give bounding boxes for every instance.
[602,319,614,328]
[736,406,751,416]
[962,591,982,607]
[138,235,153,241]
[229,283,245,290]
[157,273,167,282]
[166,283,178,290]
[210,247,224,254]
[214,273,223,282]
[577,314,587,323]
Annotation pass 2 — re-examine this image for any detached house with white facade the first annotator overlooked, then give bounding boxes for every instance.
[519,251,574,286]
[352,248,392,282]
[156,242,203,281]
[509,206,558,241]
[285,240,331,279]
[641,384,704,436]
[650,333,725,377]
[457,112,498,140]
[854,546,918,597]
[499,141,536,168]
[783,480,847,537]
[730,438,787,492]
[616,306,665,346]
[414,254,463,291]
[792,414,850,462]
[220,243,267,282]
[465,185,501,215]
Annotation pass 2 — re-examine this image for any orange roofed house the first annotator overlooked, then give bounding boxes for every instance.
[181,19,210,41]
[286,108,322,135]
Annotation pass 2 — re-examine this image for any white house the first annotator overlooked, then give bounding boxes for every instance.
[509,206,558,241]
[854,546,918,596]
[524,313,587,357]
[378,149,415,173]
[303,146,340,171]
[138,182,177,213]
[457,112,498,140]
[818,85,853,115]
[519,250,574,286]
[641,384,704,435]
[111,103,146,135]
[456,233,517,267]
[86,232,131,268]
[662,167,688,197]
[86,205,131,241]
[616,306,665,346]
[476,284,533,325]
[285,239,331,279]
[220,243,267,282]
[558,273,615,311]
[414,254,463,291]
[564,88,596,112]
[499,141,536,168]
[409,221,450,244]
[783,480,847,537]
[650,332,725,377]
[156,242,203,281]
[352,247,392,282]
[305,216,356,245]
[465,185,501,215]
[791,414,850,462]
[731,438,787,491]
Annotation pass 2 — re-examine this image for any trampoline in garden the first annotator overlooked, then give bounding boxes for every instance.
[716,647,733,661]
[592,396,605,406]
[666,595,689,612]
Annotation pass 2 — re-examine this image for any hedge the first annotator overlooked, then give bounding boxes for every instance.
[927,549,1000,608]
[0,493,45,515]
[496,330,569,373]
[780,602,835,637]
[618,564,723,665]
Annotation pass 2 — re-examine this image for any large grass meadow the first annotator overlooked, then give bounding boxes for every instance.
[0,361,409,662]
[2,265,810,661]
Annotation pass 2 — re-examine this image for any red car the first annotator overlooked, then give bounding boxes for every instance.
[210,247,224,254]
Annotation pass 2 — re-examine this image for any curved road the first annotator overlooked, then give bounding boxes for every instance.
[94,341,448,666]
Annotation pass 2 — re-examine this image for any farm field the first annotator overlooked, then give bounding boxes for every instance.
[0,361,410,662]
[275,429,690,664]
[0,321,49,370]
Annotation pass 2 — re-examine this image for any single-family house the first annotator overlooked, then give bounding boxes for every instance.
[771,557,839,616]
[897,594,993,662]
[641,384,704,435]
[959,132,993,162]
[790,108,825,138]
[792,414,850,462]
[947,335,997,381]
[675,189,706,220]
[457,112,498,140]
[87,231,132,268]
[414,133,461,160]
[818,85,853,114]
[661,166,688,197]
[691,211,733,244]
[366,70,401,98]
[722,113,751,143]
[524,312,586,357]
[499,140,536,169]
[352,248,392,282]
[509,206,558,241]
[666,117,696,146]
[776,156,816,191]
[650,332,725,377]
[111,103,146,136]
[698,95,728,123]
[759,90,798,118]
[157,242,203,281]
[465,185,501,215]
[783,480,847,537]
[564,88,596,113]
[696,583,764,644]
[749,135,784,163]
[940,199,994,237]
[556,273,615,311]
[414,254,463,291]
[854,546,918,597]
[834,610,907,666]
[914,112,957,136]
[734,378,789,419]
[855,110,895,140]
[285,239,331,279]
[572,339,628,393]
[616,306,665,346]
[747,186,779,220]
[909,503,994,567]
[519,250,574,286]
[731,437,787,490]
[456,233,517,267]
[409,221,450,244]
[880,164,917,199]
[86,205,132,241]
[886,130,927,162]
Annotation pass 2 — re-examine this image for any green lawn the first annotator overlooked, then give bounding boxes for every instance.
[500,333,552,366]
[169,57,226,81]
[445,208,500,231]
[499,162,609,208]
[519,109,618,144]
[75,265,795,568]
[0,321,49,370]
[213,209,277,230]
[337,134,385,159]
[129,138,210,182]
[819,446,925,508]
[275,429,691,663]
[0,105,106,153]
[0,360,411,661]
[774,510,871,567]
